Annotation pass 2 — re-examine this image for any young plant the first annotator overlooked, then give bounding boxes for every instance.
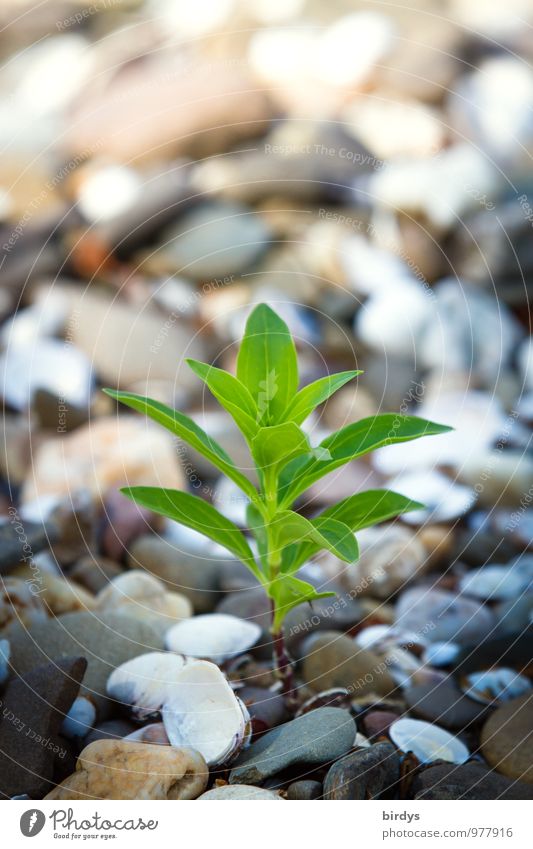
[105,304,451,708]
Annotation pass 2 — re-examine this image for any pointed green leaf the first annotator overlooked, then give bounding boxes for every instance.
[103,389,258,502]
[186,359,258,439]
[318,489,425,531]
[269,575,335,625]
[251,422,311,474]
[121,486,263,582]
[236,304,298,423]
[279,415,453,506]
[282,370,362,425]
[272,510,357,563]
[280,516,359,574]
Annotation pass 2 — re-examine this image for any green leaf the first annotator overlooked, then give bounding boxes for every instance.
[103,389,258,502]
[318,489,425,531]
[251,422,311,474]
[281,370,362,425]
[269,575,335,627]
[272,510,358,563]
[279,415,453,506]
[236,304,298,423]
[186,359,258,439]
[121,486,263,582]
[280,516,359,574]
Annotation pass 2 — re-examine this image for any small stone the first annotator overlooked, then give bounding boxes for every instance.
[362,711,401,739]
[199,785,283,800]
[480,694,533,783]
[323,741,400,800]
[0,517,54,576]
[229,707,355,785]
[96,570,192,638]
[21,416,185,505]
[0,639,9,685]
[286,780,323,800]
[99,488,158,561]
[395,587,496,644]
[301,632,396,696]
[129,534,222,613]
[69,556,124,595]
[46,740,208,800]
[0,337,93,412]
[7,611,163,717]
[0,657,86,798]
[341,524,428,599]
[239,687,288,732]
[404,678,488,730]
[414,762,533,800]
[14,570,96,616]
[0,577,48,632]
[157,202,271,279]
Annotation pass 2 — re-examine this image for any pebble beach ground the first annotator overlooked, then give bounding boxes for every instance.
[0,0,532,802]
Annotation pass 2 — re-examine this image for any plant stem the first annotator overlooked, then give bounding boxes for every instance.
[270,601,299,712]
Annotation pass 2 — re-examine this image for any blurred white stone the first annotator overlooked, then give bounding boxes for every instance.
[345,97,444,159]
[518,337,533,391]
[367,144,501,230]
[316,13,395,87]
[386,470,474,524]
[373,391,509,475]
[77,165,142,223]
[0,338,93,411]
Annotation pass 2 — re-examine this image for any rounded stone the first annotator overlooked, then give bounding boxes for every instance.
[404,678,488,730]
[395,587,496,644]
[286,780,323,800]
[199,785,283,800]
[46,740,208,800]
[301,631,396,696]
[7,610,163,717]
[480,694,533,783]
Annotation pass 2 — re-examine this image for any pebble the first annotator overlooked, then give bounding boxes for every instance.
[61,696,96,740]
[301,632,396,697]
[129,534,222,613]
[323,741,400,800]
[286,780,323,800]
[462,668,532,705]
[414,762,533,800]
[96,571,192,638]
[0,337,94,412]
[404,678,488,730]
[13,570,96,616]
[229,707,355,785]
[69,556,124,595]
[362,711,401,739]
[458,451,533,509]
[99,487,158,562]
[0,656,86,798]
[239,687,288,732]
[199,785,284,800]
[21,416,185,504]
[459,562,533,601]
[0,517,55,576]
[385,471,474,525]
[480,694,533,783]
[341,524,428,599]
[0,577,48,632]
[165,613,260,663]
[7,611,163,717]
[157,202,271,279]
[395,587,496,644]
[46,740,208,800]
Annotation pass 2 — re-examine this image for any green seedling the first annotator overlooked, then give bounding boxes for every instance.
[105,304,451,708]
